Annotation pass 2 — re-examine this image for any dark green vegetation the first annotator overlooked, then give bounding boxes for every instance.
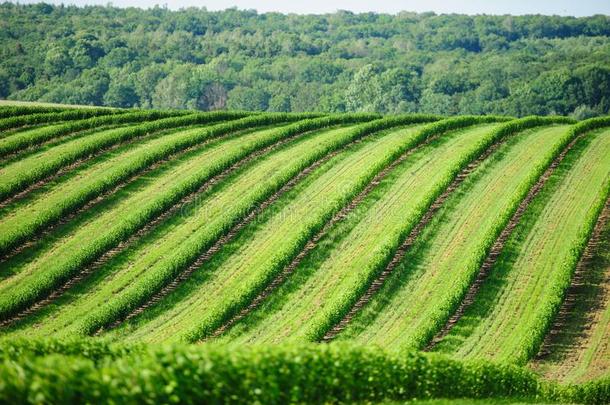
[0,340,608,405]
[0,106,609,404]
[1,3,610,118]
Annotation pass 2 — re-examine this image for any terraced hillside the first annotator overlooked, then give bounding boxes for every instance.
[1,105,609,404]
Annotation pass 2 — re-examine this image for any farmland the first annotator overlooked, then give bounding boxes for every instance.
[0,105,609,404]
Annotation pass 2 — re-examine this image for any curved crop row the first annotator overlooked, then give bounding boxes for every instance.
[0,115,378,323]
[0,113,339,256]
[432,119,610,364]
[336,119,575,351]
[0,109,189,157]
[2,340,606,404]
[105,123,446,340]
[217,120,508,345]
[0,107,121,132]
[113,116,503,343]
[4,121,405,338]
[532,198,610,383]
[0,111,254,201]
[78,122,438,341]
[0,105,79,119]
[2,115,434,330]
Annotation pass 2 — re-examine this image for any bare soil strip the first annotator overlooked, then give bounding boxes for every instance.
[424,134,584,350]
[0,128,312,329]
[533,196,610,368]
[208,132,446,340]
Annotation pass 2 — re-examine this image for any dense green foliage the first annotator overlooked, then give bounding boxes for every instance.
[0,109,187,157]
[0,339,608,404]
[0,110,251,200]
[1,3,609,117]
[0,107,119,131]
[0,106,609,403]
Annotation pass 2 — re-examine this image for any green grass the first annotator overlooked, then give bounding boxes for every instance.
[0,105,76,118]
[337,124,573,351]
[0,99,116,110]
[107,123,432,343]
[531,210,610,384]
[432,127,610,365]
[1,106,610,404]
[215,122,504,345]
[2,123,375,337]
[0,107,120,132]
[0,111,249,200]
[0,109,187,157]
[0,113,340,256]
[0,114,386,323]
[0,121,346,321]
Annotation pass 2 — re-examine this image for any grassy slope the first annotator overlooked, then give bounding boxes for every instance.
[220,124,501,344]
[338,125,571,350]
[0,108,119,132]
[0,117,184,199]
[0,119,274,255]
[0,110,180,157]
[432,128,610,364]
[107,124,432,343]
[531,205,610,383]
[0,124,217,251]
[1,124,364,337]
[0,124,312,319]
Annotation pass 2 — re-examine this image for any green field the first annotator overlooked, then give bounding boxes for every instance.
[0,105,609,404]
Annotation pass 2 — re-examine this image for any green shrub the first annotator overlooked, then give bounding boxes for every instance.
[0,341,605,404]
[0,107,123,131]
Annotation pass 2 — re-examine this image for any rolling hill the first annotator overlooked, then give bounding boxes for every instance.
[0,104,608,404]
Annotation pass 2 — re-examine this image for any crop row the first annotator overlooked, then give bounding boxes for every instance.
[0,107,122,132]
[0,109,190,157]
[5,115,437,338]
[109,116,504,343]
[0,340,607,404]
[0,113,343,256]
[532,197,610,384]
[0,105,74,118]
[0,111,257,200]
[434,118,610,364]
[26,124,388,337]
[0,105,79,118]
[338,118,575,351]
[221,121,510,345]
[0,115,380,323]
[103,122,435,342]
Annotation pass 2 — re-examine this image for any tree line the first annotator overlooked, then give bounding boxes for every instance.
[1,3,609,117]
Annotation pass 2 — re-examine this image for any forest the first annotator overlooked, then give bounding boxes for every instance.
[1,2,610,117]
